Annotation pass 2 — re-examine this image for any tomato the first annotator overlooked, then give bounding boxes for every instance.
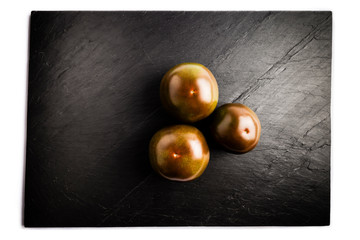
[210,103,261,153]
[149,125,210,181]
[160,63,218,123]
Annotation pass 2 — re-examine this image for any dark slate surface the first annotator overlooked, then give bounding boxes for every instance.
[24,11,331,227]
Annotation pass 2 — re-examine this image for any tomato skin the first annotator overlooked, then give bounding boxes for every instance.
[149,125,210,181]
[210,103,261,153]
[160,63,218,123]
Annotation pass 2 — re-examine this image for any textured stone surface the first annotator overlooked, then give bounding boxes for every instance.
[24,11,331,227]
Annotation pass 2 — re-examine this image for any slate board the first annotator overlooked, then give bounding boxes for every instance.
[24,11,331,227]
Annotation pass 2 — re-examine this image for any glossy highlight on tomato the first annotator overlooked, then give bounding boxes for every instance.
[160,63,219,123]
[149,125,210,181]
[210,103,261,153]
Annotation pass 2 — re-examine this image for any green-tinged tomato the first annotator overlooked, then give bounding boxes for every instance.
[160,63,219,123]
[210,103,261,153]
[149,125,210,181]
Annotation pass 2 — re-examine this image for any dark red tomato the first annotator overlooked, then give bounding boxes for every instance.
[149,125,210,181]
[160,63,218,123]
[210,103,261,153]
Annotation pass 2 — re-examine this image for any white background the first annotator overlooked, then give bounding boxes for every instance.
[1,0,359,239]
